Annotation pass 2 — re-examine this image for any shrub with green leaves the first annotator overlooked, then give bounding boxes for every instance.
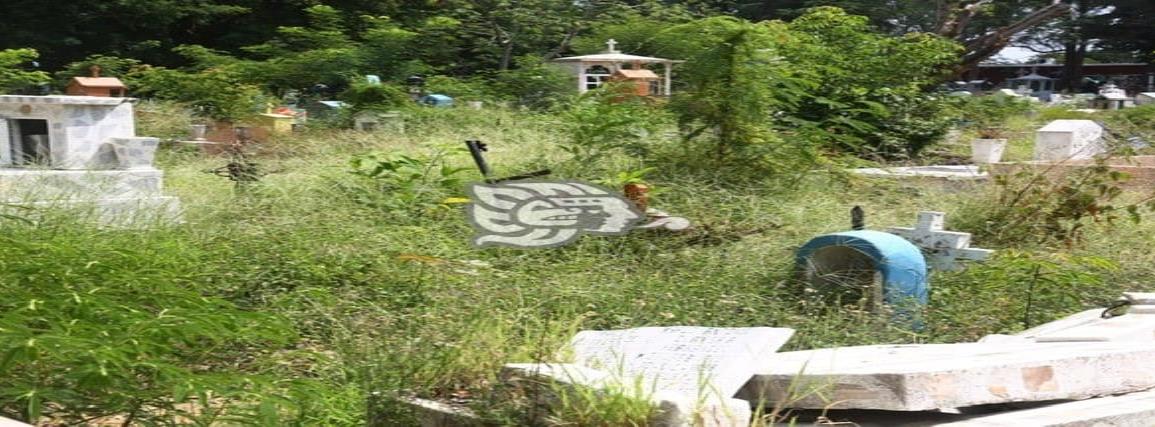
[345,149,471,213]
[340,80,411,111]
[561,84,666,164]
[132,67,266,121]
[952,159,1151,247]
[0,48,49,93]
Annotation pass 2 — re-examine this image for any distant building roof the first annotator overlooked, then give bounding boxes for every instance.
[613,69,660,79]
[1008,72,1054,81]
[554,53,680,64]
[70,77,126,88]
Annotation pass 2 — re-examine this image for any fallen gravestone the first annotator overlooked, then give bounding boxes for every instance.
[739,341,1155,411]
[504,326,794,427]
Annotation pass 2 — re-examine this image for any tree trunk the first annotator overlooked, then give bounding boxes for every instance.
[949,2,1072,72]
[1060,38,1087,92]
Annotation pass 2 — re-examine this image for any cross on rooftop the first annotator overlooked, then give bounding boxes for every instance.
[886,211,993,271]
[605,39,619,53]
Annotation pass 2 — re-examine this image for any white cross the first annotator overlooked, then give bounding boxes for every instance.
[605,39,619,53]
[887,211,993,271]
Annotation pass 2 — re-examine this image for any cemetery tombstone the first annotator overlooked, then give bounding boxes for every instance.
[0,95,181,225]
[504,326,794,427]
[1034,120,1105,161]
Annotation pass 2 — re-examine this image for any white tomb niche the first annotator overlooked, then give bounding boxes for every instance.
[0,95,181,226]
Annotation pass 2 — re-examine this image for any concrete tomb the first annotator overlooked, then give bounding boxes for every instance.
[849,165,988,182]
[0,95,180,224]
[739,341,1155,412]
[504,326,795,427]
[1033,119,1105,162]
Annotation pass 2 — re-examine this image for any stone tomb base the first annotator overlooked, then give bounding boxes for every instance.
[0,168,181,225]
[739,342,1155,412]
[990,156,1155,190]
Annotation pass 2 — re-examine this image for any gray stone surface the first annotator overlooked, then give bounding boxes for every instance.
[935,388,1155,426]
[0,169,166,202]
[0,96,138,169]
[768,390,1155,426]
[0,417,32,427]
[570,326,794,399]
[397,396,485,427]
[1034,120,1105,161]
[498,326,793,427]
[740,342,1155,411]
[0,96,180,225]
[850,165,988,181]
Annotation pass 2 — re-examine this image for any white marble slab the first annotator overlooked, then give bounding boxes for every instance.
[741,342,1155,411]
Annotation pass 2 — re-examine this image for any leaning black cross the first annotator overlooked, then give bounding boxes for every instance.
[851,206,865,231]
[464,140,550,183]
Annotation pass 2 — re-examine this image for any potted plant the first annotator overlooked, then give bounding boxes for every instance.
[971,125,1008,164]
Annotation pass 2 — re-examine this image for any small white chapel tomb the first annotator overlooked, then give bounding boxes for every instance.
[1033,119,1105,161]
[0,95,180,224]
[552,39,681,96]
[1091,82,1133,110]
[1005,71,1055,101]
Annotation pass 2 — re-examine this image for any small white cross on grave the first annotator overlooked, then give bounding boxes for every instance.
[887,211,993,271]
[605,38,619,53]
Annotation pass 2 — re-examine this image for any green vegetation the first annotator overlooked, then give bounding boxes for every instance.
[0,101,1153,424]
[1,1,1154,424]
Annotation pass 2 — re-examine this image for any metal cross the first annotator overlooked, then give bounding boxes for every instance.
[887,211,993,271]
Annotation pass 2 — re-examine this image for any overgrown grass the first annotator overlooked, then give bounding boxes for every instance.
[2,103,1153,425]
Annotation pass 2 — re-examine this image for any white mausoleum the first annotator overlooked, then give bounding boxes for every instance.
[0,95,180,225]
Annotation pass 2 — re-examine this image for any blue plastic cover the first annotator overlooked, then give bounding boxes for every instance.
[420,94,454,107]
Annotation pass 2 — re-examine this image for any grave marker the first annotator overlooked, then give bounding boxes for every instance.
[503,326,794,427]
[886,211,992,271]
[570,326,794,398]
[1034,119,1105,161]
[740,342,1155,411]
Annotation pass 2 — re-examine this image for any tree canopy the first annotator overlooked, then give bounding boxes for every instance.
[1,0,1146,76]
